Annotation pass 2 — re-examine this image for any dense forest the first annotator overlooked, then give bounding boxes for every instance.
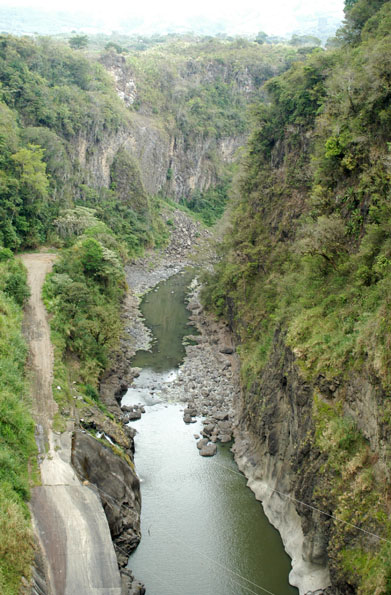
[204,0,391,592]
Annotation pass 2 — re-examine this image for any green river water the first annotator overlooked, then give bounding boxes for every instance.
[124,271,298,595]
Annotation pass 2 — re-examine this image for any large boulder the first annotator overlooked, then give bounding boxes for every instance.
[199,443,217,457]
[196,438,209,450]
[71,430,141,565]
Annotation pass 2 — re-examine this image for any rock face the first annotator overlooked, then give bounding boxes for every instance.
[71,430,141,566]
[73,112,244,203]
[232,323,391,594]
[233,329,331,594]
[85,51,249,202]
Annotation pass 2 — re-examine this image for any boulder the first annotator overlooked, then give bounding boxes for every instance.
[202,423,215,436]
[126,410,142,421]
[196,438,209,450]
[71,430,141,562]
[217,420,231,432]
[199,443,217,457]
[220,346,234,354]
[213,411,229,421]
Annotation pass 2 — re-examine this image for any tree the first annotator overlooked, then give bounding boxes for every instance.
[11,144,49,201]
[69,35,88,50]
[255,31,268,45]
[105,42,124,54]
[296,215,346,269]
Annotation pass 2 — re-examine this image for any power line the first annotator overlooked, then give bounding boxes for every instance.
[211,460,391,545]
[81,443,391,595]
[152,523,277,595]
[94,482,280,595]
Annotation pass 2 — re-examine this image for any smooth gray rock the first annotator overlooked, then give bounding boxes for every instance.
[199,443,217,457]
[220,346,234,354]
[197,438,209,450]
[213,411,229,421]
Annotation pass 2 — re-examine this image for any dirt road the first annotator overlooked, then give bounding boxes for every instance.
[22,253,57,454]
[22,253,122,595]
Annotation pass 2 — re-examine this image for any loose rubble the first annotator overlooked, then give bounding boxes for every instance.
[122,277,240,458]
[118,207,239,457]
[171,279,240,453]
[131,277,240,455]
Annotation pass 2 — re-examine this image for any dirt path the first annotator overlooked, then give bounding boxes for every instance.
[22,253,57,454]
[21,253,122,595]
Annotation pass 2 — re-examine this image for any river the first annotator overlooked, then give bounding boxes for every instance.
[123,271,298,595]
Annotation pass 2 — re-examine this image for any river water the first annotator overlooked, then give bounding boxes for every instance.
[123,271,298,595]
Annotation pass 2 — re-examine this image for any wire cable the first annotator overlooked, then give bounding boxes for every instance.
[93,482,279,595]
[211,459,391,545]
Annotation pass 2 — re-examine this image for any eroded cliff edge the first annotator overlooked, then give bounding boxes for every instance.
[232,329,332,594]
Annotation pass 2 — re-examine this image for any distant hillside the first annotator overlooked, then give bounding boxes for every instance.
[0,4,342,42]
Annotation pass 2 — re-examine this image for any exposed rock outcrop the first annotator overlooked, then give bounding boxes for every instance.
[71,430,141,566]
[232,328,331,595]
[79,51,249,201]
[231,321,391,594]
[73,114,245,202]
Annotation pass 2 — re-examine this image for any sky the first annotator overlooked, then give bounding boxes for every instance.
[0,0,345,37]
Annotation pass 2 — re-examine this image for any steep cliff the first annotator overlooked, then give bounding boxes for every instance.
[71,429,141,562]
[204,3,391,593]
[99,40,296,203]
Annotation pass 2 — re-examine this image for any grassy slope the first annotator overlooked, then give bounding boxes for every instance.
[0,255,36,594]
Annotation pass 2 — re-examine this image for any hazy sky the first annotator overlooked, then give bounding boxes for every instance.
[1,0,345,36]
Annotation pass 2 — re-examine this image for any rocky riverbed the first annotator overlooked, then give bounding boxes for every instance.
[168,280,240,454]
[123,276,241,454]
[102,205,241,447]
[120,272,241,457]
[99,208,213,410]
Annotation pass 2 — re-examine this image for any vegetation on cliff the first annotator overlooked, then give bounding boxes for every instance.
[125,37,296,138]
[99,35,299,225]
[0,34,165,591]
[0,34,166,252]
[0,252,35,594]
[2,25,378,593]
[204,1,391,592]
